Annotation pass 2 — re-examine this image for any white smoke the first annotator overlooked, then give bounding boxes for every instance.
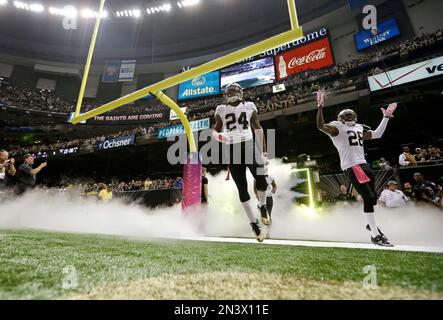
[1,159,442,246]
[0,191,197,239]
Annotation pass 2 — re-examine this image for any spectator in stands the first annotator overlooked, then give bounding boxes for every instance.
[413,172,438,204]
[379,158,392,170]
[0,149,16,191]
[399,146,417,167]
[335,184,356,202]
[402,182,414,199]
[428,145,442,161]
[98,184,113,202]
[414,147,427,163]
[173,177,183,189]
[144,178,153,191]
[15,154,47,195]
[379,181,408,208]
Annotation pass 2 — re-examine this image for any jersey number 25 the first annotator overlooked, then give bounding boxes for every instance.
[225,112,249,131]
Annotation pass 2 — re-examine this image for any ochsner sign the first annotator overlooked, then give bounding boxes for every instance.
[97,134,136,151]
[275,37,335,80]
[368,56,443,92]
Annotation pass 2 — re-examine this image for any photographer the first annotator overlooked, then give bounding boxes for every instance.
[15,154,47,195]
[0,149,16,192]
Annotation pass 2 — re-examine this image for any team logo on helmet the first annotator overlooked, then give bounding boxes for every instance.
[338,109,358,126]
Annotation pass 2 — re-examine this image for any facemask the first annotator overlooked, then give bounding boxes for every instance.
[226,95,241,103]
[345,121,356,126]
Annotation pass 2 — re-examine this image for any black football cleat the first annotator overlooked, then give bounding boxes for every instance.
[250,220,265,242]
[371,235,394,247]
[366,224,389,242]
[259,205,271,226]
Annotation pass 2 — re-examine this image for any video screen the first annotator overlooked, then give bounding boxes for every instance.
[220,57,276,90]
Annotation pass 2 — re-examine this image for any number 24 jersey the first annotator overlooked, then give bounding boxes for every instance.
[215,101,257,144]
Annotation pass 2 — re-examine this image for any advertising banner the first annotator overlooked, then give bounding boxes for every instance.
[239,28,329,63]
[96,134,136,151]
[354,18,401,51]
[178,71,220,101]
[275,37,335,80]
[367,56,443,91]
[157,118,210,140]
[119,60,137,82]
[102,60,121,83]
[87,110,169,125]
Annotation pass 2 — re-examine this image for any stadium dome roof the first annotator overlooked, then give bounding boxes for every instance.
[0,0,346,63]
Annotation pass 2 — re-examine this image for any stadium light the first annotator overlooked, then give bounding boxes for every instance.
[115,9,141,18]
[49,7,62,15]
[0,0,8,6]
[49,6,78,17]
[146,3,171,15]
[29,3,43,12]
[14,1,44,12]
[177,0,200,9]
[63,5,77,18]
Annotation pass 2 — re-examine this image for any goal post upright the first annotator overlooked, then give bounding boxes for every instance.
[74,0,106,118]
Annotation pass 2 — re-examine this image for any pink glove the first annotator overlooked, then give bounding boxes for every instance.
[317,89,325,107]
[381,103,397,118]
[212,130,229,143]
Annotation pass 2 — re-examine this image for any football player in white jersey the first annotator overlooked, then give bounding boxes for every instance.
[316,89,397,247]
[213,83,270,242]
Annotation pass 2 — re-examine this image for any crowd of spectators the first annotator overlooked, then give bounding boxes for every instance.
[49,176,183,196]
[330,171,442,209]
[398,144,442,167]
[1,29,441,119]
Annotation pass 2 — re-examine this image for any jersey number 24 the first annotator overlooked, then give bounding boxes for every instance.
[225,112,249,131]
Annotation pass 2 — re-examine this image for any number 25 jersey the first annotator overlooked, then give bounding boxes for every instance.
[215,101,257,144]
[328,121,367,171]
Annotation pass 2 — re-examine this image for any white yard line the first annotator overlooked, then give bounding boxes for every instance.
[183,236,443,254]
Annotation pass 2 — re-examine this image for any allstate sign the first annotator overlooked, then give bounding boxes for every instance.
[97,134,136,151]
[178,71,220,101]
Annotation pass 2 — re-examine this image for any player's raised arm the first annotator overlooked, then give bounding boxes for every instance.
[363,103,397,140]
[316,89,339,137]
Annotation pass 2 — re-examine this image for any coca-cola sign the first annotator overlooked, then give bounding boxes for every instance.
[288,48,327,68]
[275,37,334,80]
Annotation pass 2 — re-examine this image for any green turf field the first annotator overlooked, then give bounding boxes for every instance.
[1,229,443,299]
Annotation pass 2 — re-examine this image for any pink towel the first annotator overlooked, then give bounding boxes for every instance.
[352,164,371,184]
